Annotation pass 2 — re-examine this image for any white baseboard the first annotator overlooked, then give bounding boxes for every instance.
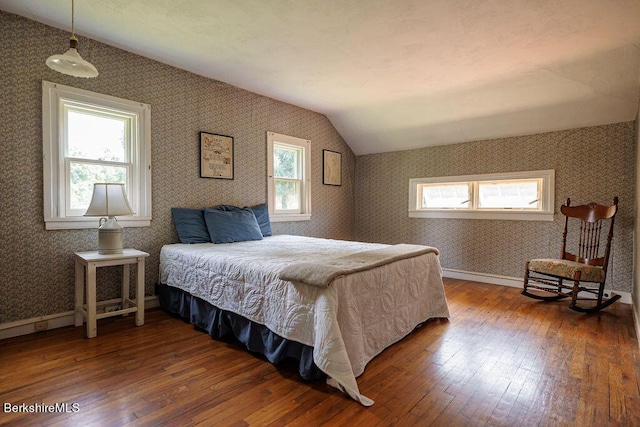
[441,268,632,304]
[0,296,160,340]
[634,300,640,349]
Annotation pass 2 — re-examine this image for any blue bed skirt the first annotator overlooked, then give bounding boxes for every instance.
[156,283,325,381]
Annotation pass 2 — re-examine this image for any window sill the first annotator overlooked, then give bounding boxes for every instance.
[270,214,311,223]
[45,217,151,230]
[408,210,554,221]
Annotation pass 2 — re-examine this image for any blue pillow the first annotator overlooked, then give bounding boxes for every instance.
[249,203,272,237]
[203,207,263,244]
[171,208,211,243]
[209,204,240,212]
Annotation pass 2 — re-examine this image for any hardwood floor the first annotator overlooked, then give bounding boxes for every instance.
[1,278,639,426]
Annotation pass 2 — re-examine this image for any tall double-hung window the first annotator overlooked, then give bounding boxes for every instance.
[409,170,554,221]
[266,131,311,222]
[43,81,152,229]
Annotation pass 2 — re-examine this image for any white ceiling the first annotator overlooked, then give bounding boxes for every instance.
[2,0,640,155]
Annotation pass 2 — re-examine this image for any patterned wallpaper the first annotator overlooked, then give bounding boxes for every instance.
[0,11,636,325]
[354,122,636,293]
[0,12,356,323]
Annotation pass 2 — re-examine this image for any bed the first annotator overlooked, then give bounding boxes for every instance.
[158,233,450,406]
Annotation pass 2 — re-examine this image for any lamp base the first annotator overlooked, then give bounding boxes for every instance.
[97,217,124,254]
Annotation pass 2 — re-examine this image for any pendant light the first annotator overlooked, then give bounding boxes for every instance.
[46,0,99,78]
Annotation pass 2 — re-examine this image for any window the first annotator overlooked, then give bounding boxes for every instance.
[409,170,554,221]
[43,81,151,229]
[420,183,470,209]
[266,131,311,222]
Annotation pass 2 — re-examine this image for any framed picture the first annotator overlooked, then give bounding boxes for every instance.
[200,132,234,179]
[323,149,342,186]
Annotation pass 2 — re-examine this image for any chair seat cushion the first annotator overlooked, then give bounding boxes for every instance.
[528,259,605,282]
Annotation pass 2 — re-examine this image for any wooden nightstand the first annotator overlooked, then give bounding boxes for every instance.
[74,249,149,338]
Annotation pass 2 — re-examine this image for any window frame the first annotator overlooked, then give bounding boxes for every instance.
[408,170,555,221]
[266,131,311,222]
[43,81,152,230]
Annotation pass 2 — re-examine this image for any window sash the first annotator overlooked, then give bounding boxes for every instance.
[274,177,302,213]
[476,179,541,210]
[62,103,136,218]
[65,158,132,216]
[272,142,304,214]
[63,104,133,162]
[419,183,471,209]
[273,146,301,180]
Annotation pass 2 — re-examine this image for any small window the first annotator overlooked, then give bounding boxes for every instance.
[419,183,471,209]
[477,179,540,209]
[267,132,311,222]
[273,144,303,213]
[65,104,133,216]
[409,170,554,221]
[43,81,151,229]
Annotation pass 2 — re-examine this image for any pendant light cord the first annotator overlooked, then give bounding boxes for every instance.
[71,0,75,37]
[69,0,78,47]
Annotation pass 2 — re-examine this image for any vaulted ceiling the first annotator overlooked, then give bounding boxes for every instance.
[2,0,639,154]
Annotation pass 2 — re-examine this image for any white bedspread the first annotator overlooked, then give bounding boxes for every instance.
[159,235,450,405]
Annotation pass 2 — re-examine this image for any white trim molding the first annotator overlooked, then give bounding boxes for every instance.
[634,302,640,349]
[442,268,632,304]
[0,296,159,340]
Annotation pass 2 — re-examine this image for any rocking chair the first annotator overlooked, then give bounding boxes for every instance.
[522,197,619,312]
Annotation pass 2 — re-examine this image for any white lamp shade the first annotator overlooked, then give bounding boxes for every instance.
[46,47,99,78]
[84,183,134,217]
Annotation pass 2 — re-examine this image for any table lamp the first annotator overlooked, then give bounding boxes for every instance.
[84,183,135,254]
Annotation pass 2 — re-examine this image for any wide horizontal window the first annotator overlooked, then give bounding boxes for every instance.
[409,170,555,221]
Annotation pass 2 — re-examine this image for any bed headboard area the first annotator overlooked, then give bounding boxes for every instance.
[172,204,272,245]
